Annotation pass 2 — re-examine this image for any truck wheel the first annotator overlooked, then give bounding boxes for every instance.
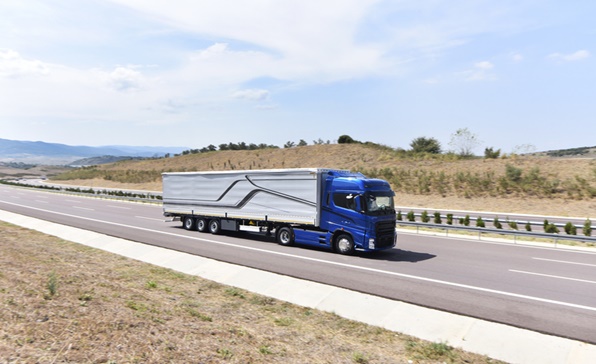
[276,226,294,246]
[208,219,221,234]
[197,218,207,232]
[183,216,196,230]
[335,234,355,255]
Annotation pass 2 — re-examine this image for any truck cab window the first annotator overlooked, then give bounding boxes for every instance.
[364,192,395,215]
[333,193,357,211]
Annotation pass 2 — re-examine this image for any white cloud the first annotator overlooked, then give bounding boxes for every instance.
[511,53,524,62]
[108,66,145,92]
[109,0,386,83]
[474,61,494,70]
[0,49,49,78]
[548,49,590,62]
[231,89,270,101]
[459,61,496,81]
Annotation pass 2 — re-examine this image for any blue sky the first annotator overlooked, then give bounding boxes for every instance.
[1,0,594,154]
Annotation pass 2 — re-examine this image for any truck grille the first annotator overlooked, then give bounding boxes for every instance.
[375,219,396,248]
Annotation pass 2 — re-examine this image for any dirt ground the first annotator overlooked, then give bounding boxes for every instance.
[0,222,500,363]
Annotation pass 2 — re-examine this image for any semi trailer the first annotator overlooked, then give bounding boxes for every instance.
[162,168,397,254]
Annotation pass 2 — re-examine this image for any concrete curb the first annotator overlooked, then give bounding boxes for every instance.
[1,209,595,364]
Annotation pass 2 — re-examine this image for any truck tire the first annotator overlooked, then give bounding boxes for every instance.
[183,216,196,230]
[334,234,355,255]
[276,226,294,246]
[197,218,207,232]
[208,219,221,234]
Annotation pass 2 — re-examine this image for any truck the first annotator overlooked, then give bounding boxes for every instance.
[162,168,397,255]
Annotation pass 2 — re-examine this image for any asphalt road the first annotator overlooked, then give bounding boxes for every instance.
[1,184,595,344]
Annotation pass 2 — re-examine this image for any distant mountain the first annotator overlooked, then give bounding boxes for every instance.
[0,138,187,165]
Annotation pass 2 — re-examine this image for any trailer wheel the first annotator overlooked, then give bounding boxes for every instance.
[208,219,221,234]
[183,216,196,230]
[334,234,355,255]
[276,226,294,246]
[197,218,207,232]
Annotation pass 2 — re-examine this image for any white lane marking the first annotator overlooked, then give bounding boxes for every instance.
[35,200,49,203]
[135,216,164,222]
[108,205,131,210]
[509,270,596,285]
[532,257,596,268]
[3,199,596,312]
[72,206,94,211]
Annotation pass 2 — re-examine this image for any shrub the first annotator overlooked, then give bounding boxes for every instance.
[407,211,415,222]
[410,137,442,154]
[505,164,523,182]
[507,218,518,230]
[46,271,58,298]
[421,210,430,223]
[493,217,503,229]
[463,215,470,226]
[484,147,501,159]
[396,210,402,221]
[564,222,577,235]
[545,223,560,234]
[525,222,532,232]
[476,217,485,228]
[446,214,453,225]
[433,212,442,224]
[584,219,592,237]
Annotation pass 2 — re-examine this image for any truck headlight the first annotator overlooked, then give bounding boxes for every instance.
[368,238,375,249]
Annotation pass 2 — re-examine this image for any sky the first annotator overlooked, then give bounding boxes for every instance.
[1,0,595,154]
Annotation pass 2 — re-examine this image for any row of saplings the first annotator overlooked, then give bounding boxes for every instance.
[397,210,593,237]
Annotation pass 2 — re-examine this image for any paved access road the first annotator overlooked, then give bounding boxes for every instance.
[1,184,595,344]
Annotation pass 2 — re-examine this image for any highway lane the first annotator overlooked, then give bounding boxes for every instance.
[1,184,596,344]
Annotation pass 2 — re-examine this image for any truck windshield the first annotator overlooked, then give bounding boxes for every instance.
[364,192,395,215]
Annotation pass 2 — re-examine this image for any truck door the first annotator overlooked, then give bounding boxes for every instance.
[331,192,367,248]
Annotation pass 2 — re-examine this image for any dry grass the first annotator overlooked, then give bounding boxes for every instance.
[0,222,501,363]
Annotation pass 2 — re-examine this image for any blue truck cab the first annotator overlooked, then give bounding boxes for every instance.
[291,170,397,255]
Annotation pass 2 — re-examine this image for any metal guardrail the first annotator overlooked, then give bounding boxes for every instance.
[397,220,596,245]
[397,211,590,229]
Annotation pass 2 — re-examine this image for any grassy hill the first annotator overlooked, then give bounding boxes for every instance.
[51,143,596,217]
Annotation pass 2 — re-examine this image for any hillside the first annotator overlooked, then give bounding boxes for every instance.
[51,144,596,218]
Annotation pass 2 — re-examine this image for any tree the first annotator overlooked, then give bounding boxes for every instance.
[449,128,481,157]
[297,139,308,147]
[284,141,295,148]
[410,137,442,154]
[484,147,501,159]
[338,135,357,144]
